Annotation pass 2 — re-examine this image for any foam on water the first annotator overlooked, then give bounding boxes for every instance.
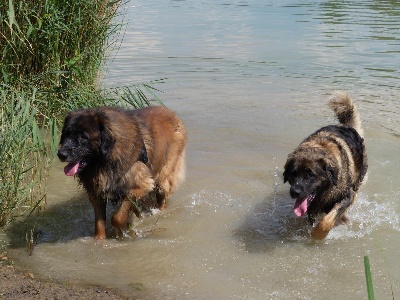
[189,189,249,213]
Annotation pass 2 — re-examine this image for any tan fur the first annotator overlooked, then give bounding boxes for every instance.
[283,92,367,240]
[311,192,357,239]
[58,106,187,240]
[329,91,364,138]
[127,162,155,199]
[312,132,358,197]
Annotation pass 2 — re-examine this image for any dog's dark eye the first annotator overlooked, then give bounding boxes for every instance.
[305,171,315,179]
[78,132,89,142]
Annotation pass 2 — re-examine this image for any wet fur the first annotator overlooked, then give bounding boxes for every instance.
[283,92,367,239]
[58,106,187,240]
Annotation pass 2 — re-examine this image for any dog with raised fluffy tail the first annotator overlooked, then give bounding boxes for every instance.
[283,92,368,239]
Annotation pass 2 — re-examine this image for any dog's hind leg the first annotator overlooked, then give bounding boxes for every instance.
[335,190,358,226]
[311,191,356,240]
[335,213,349,225]
[156,149,186,210]
[156,189,167,210]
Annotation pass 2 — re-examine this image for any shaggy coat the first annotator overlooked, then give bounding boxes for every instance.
[283,92,367,239]
[58,106,187,240]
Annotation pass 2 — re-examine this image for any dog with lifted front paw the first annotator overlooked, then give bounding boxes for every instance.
[58,106,187,240]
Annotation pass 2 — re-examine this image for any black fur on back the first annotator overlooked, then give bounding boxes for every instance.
[311,124,368,189]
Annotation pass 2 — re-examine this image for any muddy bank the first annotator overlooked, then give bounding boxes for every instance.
[0,252,131,300]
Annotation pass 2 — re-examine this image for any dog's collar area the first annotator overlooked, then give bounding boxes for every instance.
[138,144,148,164]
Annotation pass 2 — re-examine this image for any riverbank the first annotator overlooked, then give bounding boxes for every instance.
[0,252,130,300]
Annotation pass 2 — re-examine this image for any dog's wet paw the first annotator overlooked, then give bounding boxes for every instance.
[311,224,331,240]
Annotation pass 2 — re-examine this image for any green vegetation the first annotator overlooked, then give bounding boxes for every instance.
[1,0,122,111]
[0,88,55,226]
[364,256,375,300]
[0,0,160,226]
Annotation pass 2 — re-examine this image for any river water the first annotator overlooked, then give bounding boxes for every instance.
[6,1,400,299]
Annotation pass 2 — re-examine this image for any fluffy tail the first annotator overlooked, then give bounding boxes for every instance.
[328,91,364,138]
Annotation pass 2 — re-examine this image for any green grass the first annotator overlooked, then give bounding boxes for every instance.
[0,0,161,226]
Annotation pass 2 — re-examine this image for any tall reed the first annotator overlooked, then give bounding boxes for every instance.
[0,88,57,226]
[1,0,124,117]
[364,256,375,300]
[0,0,160,225]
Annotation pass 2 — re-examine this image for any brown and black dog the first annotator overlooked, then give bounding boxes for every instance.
[283,92,368,239]
[58,106,187,240]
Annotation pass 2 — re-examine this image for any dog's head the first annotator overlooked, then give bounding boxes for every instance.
[283,151,338,217]
[57,109,115,176]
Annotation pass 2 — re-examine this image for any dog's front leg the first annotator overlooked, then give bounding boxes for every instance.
[89,196,107,240]
[111,199,134,232]
[311,191,355,240]
[111,193,146,235]
[112,162,155,235]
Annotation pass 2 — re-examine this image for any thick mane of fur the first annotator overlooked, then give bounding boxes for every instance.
[77,107,147,203]
[99,108,144,169]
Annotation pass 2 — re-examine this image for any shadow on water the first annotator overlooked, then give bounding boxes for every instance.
[5,194,118,249]
[233,189,316,253]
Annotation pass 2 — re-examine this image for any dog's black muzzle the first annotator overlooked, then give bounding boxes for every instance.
[57,148,70,162]
[290,184,304,199]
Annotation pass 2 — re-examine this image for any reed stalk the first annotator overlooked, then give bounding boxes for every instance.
[364,255,375,300]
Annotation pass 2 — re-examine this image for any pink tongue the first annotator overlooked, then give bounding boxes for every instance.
[294,196,309,217]
[64,162,80,176]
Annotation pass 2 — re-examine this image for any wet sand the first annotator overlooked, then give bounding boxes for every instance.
[0,252,129,300]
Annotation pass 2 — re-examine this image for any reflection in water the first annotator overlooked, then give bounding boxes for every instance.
[5,1,400,299]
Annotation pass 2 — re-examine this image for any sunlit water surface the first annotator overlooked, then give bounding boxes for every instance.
[6,1,400,299]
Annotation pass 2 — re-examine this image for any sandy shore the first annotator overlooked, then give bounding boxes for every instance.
[0,252,131,300]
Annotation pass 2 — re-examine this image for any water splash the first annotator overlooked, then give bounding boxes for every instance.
[189,189,248,213]
[327,192,400,240]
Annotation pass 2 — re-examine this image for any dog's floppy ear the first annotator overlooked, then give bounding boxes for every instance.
[283,156,294,183]
[323,161,338,186]
[59,113,73,144]
[98,113,115,156]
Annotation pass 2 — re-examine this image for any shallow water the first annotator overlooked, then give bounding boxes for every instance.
[6,1,400,299]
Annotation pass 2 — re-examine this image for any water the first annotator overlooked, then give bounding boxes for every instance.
[6,1,400,299]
